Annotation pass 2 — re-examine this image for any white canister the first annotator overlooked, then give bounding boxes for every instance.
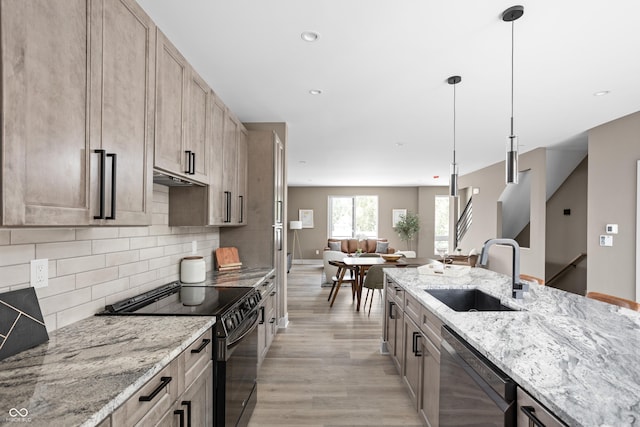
[180,256,206,283]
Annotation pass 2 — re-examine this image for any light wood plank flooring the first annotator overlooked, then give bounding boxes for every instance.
[248,262,422,427]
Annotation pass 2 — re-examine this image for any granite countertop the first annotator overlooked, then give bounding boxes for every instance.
[0,315,215,426]
[384,267,640,427]
[0,267,275,426]
[200,267,275,287]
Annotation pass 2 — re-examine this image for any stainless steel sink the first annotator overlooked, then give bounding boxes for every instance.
[425,289,516,312]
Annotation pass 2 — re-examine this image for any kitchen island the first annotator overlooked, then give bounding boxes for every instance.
[383,267,640,427]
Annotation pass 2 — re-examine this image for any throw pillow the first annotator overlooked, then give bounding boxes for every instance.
[328,241,341,251]
[375,241,389,254]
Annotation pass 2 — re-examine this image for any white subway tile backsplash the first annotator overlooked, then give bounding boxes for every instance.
[40,288,92,316]
[105,250,140,267]
[118,260,149,278]
[56,299,106,330]
[76,267,119,289]
[36,275,76,298]
[11,228,75,244]
[0,264,31,292]
[92,238,130,254]
[57,255,106,276]
[91,277,129,300]
[0,230,10,245]
[118,227,150,238]
[0,244,35,267]
[130,236,158,250]
[36,240,92,260]
[129,270,158,288]
[139,246,164,261]
[0,188,219,332]
[75,228,119,241]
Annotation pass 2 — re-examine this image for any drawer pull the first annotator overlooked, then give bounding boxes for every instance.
[259,306,265,325]
[388,301,396,319]
[139,376,172,402]
[190,338,211,354]
[181,401,192,427]
[412,332,422,357]
[521,405,546,427]
[174,409,185,427]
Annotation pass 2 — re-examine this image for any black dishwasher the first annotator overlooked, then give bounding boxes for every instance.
[439,326,516,426]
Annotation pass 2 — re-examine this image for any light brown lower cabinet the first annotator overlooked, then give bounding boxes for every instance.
[516,387,565,427]
[384,279,441,427]
[105,329,213,427]
[258,282,278,366]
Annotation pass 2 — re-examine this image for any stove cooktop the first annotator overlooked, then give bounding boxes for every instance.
[100,282,255,316]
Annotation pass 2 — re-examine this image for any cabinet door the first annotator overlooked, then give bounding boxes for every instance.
[386,292,403,374]
[154,30,187,177]
[402,316,421,408]
[266,289,277,349]
[236,126,248,224]
[1,0,92,225]
[222,111,239,223]
[92,0,154,225]
[182,362,213,427]
[208,94,226,225]
[185,69,210,183]
[274,134,284,225]
[419,332,440,427]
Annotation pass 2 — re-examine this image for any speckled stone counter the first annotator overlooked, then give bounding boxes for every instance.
[198,267,275,287]
[384,267,640,427]
[0,315,215,426]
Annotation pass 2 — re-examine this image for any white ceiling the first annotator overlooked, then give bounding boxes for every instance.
[137,0,640,187]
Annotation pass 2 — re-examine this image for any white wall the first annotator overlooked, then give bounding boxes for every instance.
[587,111,640,300]
[0,185,219,332]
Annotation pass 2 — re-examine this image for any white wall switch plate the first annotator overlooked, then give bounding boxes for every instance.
[191,240,197,254]
[30,259,48,288]
[605,224,618,234]
[599,235,613,247]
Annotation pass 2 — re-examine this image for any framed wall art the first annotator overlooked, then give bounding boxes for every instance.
[299,209,314,228]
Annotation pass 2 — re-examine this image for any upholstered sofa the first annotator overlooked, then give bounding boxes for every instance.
[325,238,395,255]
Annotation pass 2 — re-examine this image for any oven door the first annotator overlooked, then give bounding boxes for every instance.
[215,310,259,427]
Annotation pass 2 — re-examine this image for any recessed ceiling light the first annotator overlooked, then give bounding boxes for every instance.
[309,89,322,95]
[395,142,404,147]
[301,31,319,42]
[593,90,610,96]
[299,160,307,164]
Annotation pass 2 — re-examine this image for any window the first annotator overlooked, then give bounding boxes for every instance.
[328,195,378,239]
[434,195,450,254]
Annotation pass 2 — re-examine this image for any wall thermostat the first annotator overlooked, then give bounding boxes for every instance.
[606,224,618,234]
[600,235,613,247]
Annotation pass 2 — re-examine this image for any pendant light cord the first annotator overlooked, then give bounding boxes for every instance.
[453,82,456,165]
[510,19,515,138]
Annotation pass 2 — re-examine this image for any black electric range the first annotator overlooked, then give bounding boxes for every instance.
[99,281,262,427]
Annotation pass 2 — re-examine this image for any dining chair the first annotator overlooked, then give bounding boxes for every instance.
[327,260,357,307]
[586,291,640,311]
[520,274,545,285]
[362,265,386,316]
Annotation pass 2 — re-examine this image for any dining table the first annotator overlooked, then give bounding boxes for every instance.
[342,256,434,311]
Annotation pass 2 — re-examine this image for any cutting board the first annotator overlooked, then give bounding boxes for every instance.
[215,247,242,270]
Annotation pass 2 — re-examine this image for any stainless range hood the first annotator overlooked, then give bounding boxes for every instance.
[152,170,202,187]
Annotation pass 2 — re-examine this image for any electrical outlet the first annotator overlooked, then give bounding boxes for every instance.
[315,249,319,255]
[191,240,197,254]
[31,259,48,288]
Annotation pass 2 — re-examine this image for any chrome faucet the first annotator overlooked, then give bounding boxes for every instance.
[478,238,528,299]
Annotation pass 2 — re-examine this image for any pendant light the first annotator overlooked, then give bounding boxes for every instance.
[448,75,461,197]
[503,5,524,185]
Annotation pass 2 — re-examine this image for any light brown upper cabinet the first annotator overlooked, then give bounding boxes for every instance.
[237,127,248,225]
[154,30,209,185]
[208,94,227,225]
[0,0,154,226]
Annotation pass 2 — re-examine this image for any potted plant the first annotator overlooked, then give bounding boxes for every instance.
[394,212,420,250]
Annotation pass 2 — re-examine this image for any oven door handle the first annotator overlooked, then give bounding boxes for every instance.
[227,311,259,350]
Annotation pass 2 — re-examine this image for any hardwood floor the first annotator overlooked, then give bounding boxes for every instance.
[248,263,422,427]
